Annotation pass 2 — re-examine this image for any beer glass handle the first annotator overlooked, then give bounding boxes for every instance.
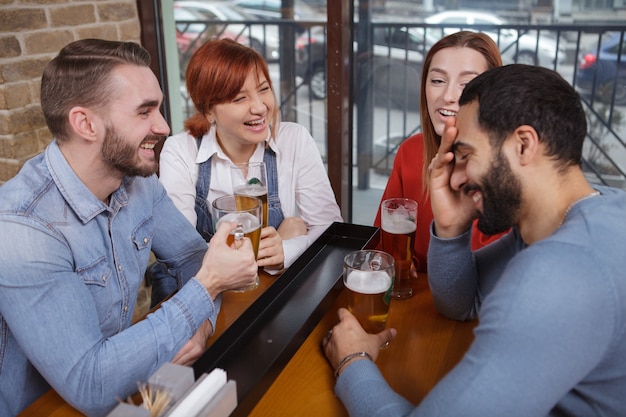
[233,224,245,249]
[369,253,384,271]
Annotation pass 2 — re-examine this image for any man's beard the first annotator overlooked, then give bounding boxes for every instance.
[473,150,522,235]
[101,125,160,178]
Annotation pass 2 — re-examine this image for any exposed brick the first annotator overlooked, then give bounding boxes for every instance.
[76,25,118,41]
[0,131,41,160]
[98,2,137,23]
[118,20,141,41]
[50,4,96,27]
[25,0,68,4]
[0,82,32,110]
[0,113,9,135]
[0,159,22,183]
[0,0,141,183]
[0,106,46,135]
[36,127,54,152]
[0,36,21,59]
[24,30,74,55]
[30,79,42,106]
[0,57,50,84]
[0,8,47,33]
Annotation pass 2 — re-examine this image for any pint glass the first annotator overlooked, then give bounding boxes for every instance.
[212,195,262,292]
[343,250,394,333]
[381,198,418,300]
[231,162,269,227]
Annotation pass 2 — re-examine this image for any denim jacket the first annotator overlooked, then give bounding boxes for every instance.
[0,141,219,416]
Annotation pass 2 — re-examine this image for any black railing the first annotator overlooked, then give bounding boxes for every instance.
[174,17,626,190]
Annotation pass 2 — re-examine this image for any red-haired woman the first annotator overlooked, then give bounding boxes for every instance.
[154,39,342,303]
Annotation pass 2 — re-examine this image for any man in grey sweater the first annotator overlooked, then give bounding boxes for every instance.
[323,64,626,416]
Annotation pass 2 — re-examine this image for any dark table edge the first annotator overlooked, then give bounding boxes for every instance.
[192,222,379,416]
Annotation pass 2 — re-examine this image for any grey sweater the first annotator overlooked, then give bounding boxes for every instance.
[335,185,626,417]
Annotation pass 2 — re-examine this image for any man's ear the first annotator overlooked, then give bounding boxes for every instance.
[512,125,540,166]
[68,106,99,142]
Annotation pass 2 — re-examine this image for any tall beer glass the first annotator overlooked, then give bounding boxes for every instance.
[343,250,394,333]
[231,162,269,227]
[212,195,262,292]
[381,198,418,300]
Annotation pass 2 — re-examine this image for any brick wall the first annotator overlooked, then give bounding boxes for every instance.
[0,0,142,184]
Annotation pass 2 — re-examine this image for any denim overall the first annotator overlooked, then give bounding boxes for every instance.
[149,137,285,306]
[194,136,285,241]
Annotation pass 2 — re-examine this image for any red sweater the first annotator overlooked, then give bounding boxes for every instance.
[373,133,506,272]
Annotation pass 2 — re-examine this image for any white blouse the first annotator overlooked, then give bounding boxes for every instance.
[158,122,343,272]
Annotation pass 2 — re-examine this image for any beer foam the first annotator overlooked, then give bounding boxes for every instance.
[345,270,392,294]
[216,212,260,232]
[234,184,267,197]
[381,216,416,234]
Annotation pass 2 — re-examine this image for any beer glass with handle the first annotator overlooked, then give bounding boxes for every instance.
[380,198,418,300]
[343,250,394,333]
[231,162,269,228]
[212,195,262,292]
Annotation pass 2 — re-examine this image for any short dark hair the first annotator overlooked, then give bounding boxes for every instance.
[41,38,152,141]
[460,64,587,170]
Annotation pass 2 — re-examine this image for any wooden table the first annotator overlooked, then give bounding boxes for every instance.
[19,272,476,417]
[247,275,476,416]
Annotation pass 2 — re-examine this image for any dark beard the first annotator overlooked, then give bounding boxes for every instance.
[474,150,522,235]
[101,126,160,178]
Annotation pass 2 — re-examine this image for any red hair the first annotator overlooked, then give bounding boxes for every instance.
[184,39,279,139]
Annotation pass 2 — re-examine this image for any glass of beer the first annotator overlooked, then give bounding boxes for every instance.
[381,198,418,300]
[231,162,269,228]
[212,195,262,292]
[343,250,394,333]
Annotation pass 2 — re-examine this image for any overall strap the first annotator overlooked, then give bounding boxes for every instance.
[194,136,214,242]
[263,147,285,229]
[194,139,286,241]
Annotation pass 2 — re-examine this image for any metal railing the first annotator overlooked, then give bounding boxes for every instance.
[174,17,626,190]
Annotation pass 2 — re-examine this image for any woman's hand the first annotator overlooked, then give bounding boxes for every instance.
[257,226,284,270]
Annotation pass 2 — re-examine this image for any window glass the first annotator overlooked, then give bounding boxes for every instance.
[164,2,626,225]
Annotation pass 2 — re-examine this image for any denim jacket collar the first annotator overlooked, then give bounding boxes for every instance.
[45,140,130,224]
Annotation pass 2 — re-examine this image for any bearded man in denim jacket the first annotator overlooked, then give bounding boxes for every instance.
[0,39,258,417]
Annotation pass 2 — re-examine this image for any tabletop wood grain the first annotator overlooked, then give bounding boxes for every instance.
[247,275,476,417]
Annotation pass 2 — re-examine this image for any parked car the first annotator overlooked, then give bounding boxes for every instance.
[295,26,326,99]
[174,4,250,64]
[175,0,280,61]
[424,10,566,67]
[231,0,325,33]
[576,32,626,105]
[296,25,428,109]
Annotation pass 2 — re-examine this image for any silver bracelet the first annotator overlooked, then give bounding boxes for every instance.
[334,351,373,378]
